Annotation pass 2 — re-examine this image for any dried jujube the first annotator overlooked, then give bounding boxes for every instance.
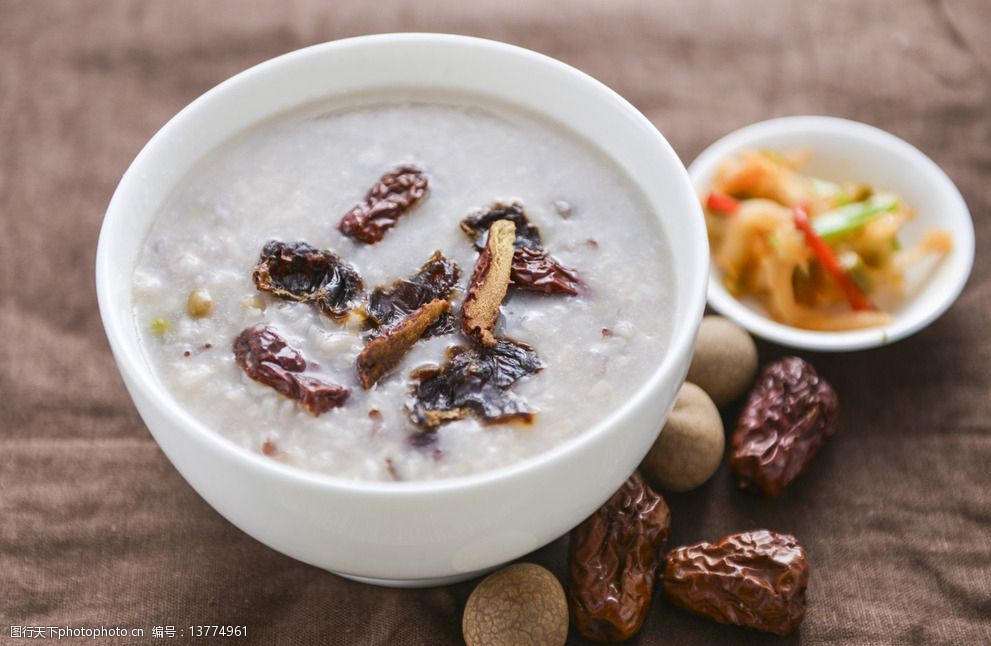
[663,530,809,636]
[233,325,349,415]
[510,247,584,296]
[460,201,542,250]
[461,202,584,296]
[730,356,839,496]
[338,165,429,244]
[407,338,542,430]
[366,251,460,337]
[569,473,671,642]
[252,241,362,320]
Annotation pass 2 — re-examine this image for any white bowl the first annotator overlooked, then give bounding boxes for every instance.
[96,34,707,586]
[689,116,974,352]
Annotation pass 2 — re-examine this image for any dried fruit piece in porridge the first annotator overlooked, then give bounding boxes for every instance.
[461,220,516,346]
[366,251,460,337]
[663,530,808,636]
[356,299,451,389]
[510,247,584,296]
[338,165,429,244]
[461,201,584,295]
[569,473,671,641]
[408,338,542,429]
[460,201,542,250]
[252,241,363,320]
[233,325,349,415]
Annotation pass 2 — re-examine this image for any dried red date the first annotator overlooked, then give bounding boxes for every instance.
[338,165,428,243]
[407,338,542,429]
[233,325,349,415]
[663,530,809,636]
[460,201,584,296]
[511,246,584,296]
[252,241,362,320]
[460,201,542,250]
[730,356,839,496]
[366,251,460,337]
[569,473,671,642]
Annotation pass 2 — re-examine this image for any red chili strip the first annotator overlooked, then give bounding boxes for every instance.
[706,191,741,215]
[792,204,874,311]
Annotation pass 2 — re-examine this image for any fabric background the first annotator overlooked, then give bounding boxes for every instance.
[1,1,989,644]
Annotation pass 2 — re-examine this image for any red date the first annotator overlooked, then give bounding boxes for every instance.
[233,326,349,415]
[569,473,671,642]
[730,356,839,496]
[252,241,362,320]
[663,530,809,636]
[460,201,585,296]
[338,165,428,244]
[407,338,541,430]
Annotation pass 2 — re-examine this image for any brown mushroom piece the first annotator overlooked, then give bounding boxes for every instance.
[461,219,516,346]
[355,299,450,389]
[460,201,584,296]
[365,250,460,337]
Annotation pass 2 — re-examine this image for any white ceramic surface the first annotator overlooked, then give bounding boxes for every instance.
[96,34,708,586]
[689,116,974,352]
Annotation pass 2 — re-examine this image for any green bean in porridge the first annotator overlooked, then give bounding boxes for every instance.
[132,91,674,481]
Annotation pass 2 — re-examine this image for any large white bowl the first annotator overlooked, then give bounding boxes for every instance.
[96,34,707,586]
[690,116,974,352]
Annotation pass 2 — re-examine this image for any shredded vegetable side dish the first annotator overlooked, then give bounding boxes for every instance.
[704,149,953,331]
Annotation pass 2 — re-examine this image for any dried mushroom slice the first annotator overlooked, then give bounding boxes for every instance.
[461,220,516,346]
[460,201,542,250]
[233,325,349,416]
[460,201,584,296]
[252,241,362,320]
[338,165,429,244]
[407,338,542,430]
[366,251,460,337]
[356,299,451,389]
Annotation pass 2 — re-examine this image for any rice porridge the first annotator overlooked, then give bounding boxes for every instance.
[132,92,675,481]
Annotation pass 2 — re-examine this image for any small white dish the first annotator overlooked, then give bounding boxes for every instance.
[688,116,975,352]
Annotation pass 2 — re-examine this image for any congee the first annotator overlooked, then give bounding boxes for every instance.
[132,92,675,481]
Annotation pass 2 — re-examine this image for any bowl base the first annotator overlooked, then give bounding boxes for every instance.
[333,566,497,588]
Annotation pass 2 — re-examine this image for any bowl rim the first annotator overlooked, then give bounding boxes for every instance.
[96,33,708,495]
[688,115,975,352]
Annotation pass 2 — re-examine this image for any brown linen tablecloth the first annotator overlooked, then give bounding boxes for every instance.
[2,1,989,644]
